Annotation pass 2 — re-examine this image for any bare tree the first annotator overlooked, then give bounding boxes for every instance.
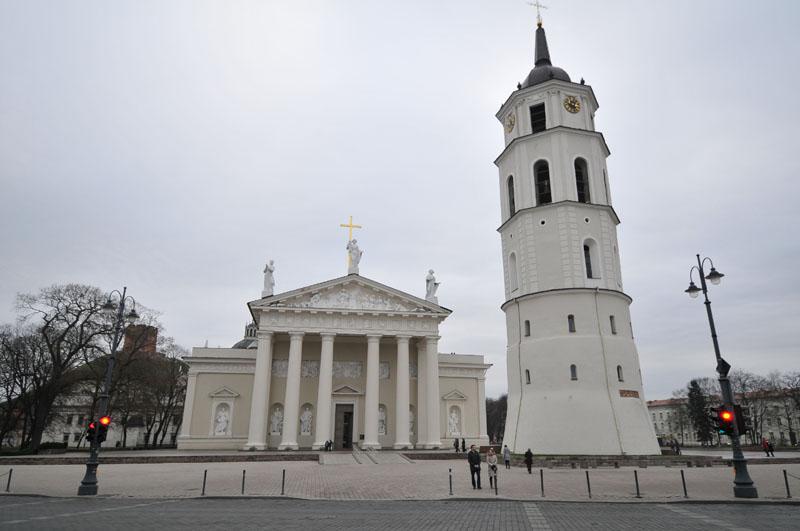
[670,388,691,445]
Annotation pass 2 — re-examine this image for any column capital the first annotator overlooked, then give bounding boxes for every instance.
[256,330,274,339]
[288,331,306,339]
[395,335,412,343]
[366,334,382,343]
[320,332,336,341]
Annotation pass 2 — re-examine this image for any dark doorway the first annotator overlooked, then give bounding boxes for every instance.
[334,404,354,450]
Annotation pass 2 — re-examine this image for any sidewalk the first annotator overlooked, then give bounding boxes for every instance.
[1,459,798,502]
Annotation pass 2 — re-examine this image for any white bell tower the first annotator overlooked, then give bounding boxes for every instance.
[496,20,659,455]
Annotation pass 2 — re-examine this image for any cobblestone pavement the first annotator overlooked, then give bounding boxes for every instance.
[1,460,799,502]
[0,497,798,530]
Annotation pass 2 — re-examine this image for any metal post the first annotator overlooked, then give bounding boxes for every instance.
[585,470,592,499]
[694,255,757,499]
[634,470,641,498]
[680,469,688,498]
[201,469,207,496]
[783,470,792,499]
[281,468,286,496]
[494,472,498,496]
[242,469,246,495]
[448,468,453,496]
[540,468,544,497]
[5,469,12,493]
[78,287,131,496]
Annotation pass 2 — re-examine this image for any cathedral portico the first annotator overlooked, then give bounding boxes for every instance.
[178,273,491,451]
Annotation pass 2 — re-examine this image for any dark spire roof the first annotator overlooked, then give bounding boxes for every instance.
[520,23,570,90]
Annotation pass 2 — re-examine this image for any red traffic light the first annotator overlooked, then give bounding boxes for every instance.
[88,422,96,429]
[720,410,733,421]
[99,416,111,426]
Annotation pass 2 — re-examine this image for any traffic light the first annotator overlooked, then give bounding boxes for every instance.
[86,421,97,443]
[97,416,111,443]
[733,405,748,435]
[716,406,735,436]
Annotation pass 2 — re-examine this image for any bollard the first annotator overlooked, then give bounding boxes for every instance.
[242,469,246,495]
[449,468,453,496]
[784,470,792,499]
[634,470,641,498]
[540,468,545,497]
[495,473,499,496]
[201,469,207,496]
[585,470,592,499]
[680,469,688,498]
[281,469,286,496]
[5,469,12,493]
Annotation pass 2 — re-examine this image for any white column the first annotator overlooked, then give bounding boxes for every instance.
[244,331,273,449]
[425,335,441,449]
[178,372,197,442]
[279,332,304,450]
[416,339,427,448]
[478,376,488,443]
[312,333,335,450]
[393,335,412,449]
[362,334,381,449]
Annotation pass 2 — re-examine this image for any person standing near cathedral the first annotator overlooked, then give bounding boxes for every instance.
[461,438,466,452]
[453,438,460,453]
[487,448,499,490]
[524,449,534,474]
[467,445,482,489]
[503,445,511,470]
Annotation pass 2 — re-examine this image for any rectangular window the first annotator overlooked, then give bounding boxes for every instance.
[73,432,81,442]
[62,433,70,443]
[530,103,546,134]
[610,315,617,335]
[524,320,531,337]
[568,315,576,333]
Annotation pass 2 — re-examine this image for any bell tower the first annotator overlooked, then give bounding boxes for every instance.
[496,19,659,455]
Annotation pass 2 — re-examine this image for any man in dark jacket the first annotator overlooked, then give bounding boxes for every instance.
[524,448,534,474]
[467,445,482,489]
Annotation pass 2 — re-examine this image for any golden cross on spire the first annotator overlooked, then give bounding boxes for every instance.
[527,0,548,27]
[339,215,362,266]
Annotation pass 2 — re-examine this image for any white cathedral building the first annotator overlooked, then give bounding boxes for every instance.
[497,20,660,455]
[177,250,491,451]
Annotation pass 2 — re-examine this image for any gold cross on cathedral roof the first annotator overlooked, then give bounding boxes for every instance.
[527,0,547,26]
[339,215,362,266]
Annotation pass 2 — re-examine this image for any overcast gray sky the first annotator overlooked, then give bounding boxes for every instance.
[1,1,798,400]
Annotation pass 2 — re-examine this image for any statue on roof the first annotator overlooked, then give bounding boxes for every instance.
[262,259,275,298]
[346,239,363,275]
[425,269,440,304]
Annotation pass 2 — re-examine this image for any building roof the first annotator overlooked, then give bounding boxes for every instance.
[520,24,571,89]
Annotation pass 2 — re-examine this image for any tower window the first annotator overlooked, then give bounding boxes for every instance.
[570,364,578,380]
[507,176,516,217]
[525,369,531,385]
[524,320,531,337]
[534,160,552,205]
[575,158,590,203]
[530,103,546,134]
[509,252,518,291]
[568,314,576,333]
[584,245,593,279]
[610,315,617,335]
[617,365,624,382]
[583,239,599,279]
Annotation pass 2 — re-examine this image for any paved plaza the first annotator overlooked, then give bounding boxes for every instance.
[1,457,799,502]
[0,497,798,530]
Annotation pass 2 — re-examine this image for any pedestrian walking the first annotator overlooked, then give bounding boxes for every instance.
[768,440,775,457]
[487,448,499,490]
[503,444,511,469]
[454,438,460,453]
[461,438,466,453]
[673,439,681,456]
[762,437,771,457]
[467,445,482,489]
[524,448,533,474]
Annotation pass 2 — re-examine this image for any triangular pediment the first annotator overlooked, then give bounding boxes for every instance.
[442,389,467,401]
[209,386,240,398]
[332,385,363,395]
[249,275,450,315]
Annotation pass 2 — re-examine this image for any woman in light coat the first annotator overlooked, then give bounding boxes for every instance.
[486,448,499,490]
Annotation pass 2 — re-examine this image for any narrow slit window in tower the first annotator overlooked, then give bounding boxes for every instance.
[575,158,590,203]
[584,245,594,278]
[530,103,546,134]
[534,161,552,205]
[568,314,576,333]
[617,365,624,382]
[525,369,531,385]
[524,320,531,337]
[507,175,516,217]
[570,364,578,380]
[509,253,518,291]
[610,315,617,335]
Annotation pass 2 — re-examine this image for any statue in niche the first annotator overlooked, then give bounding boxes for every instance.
[448,407,460,436]
[425,269,440,303]
[262,260,275,298]
[346,239,363,275]
[213,404,229,435]
[300,407,313,436]
[270,406,283,435]
[378,406,387,435]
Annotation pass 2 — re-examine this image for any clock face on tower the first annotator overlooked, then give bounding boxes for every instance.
[563,96,580,113]
[504,112,516,133]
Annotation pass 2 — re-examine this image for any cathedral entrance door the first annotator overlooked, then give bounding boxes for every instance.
[334,404,354,450]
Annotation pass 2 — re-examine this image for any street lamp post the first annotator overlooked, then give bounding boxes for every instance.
[685,255,758,498]
[77,286,138,496]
